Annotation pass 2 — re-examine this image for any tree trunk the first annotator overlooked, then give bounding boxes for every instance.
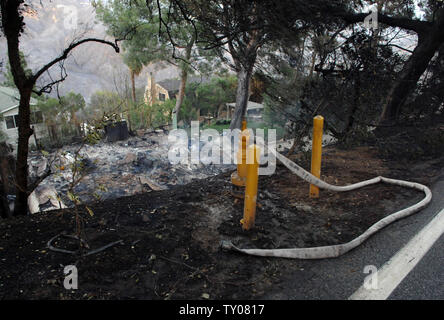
[131,69,137,103]
[50,124,58,144]
[130,69,138,129]
[344,73,361,136]
[380,14,444,124]
[174,66,189,116]
[174,35,196,117]
[309,52,317,79]
[0,142,12,219]
[14,88,33,216]
[127,102,133,132]
[0,181,10,219]
[230,66,254,130]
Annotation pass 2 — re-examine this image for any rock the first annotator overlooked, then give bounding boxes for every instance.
[27,192,40,214]
[142,159,154,168]
[81,158,97,173]
[119,152,137,165]
[36,158,48,177]
[201,293,210,299]
[60,152,75,166]
[291,203,314,213]
[136,129,146,138]
[136,152,154,168]
[28,185,67,214]
[139,176,167,191]
[28,158,48,179]
[271,218,280,227]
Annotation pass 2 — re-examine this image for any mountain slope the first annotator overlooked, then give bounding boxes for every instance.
[0,0,178,101]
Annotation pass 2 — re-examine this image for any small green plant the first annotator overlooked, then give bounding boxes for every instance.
[47,114,122,256]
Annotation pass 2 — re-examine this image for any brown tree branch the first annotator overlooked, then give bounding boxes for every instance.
[32,38,120,83]
[336,11,432,35]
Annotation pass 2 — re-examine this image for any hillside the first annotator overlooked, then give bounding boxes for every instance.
[0,0,179,101]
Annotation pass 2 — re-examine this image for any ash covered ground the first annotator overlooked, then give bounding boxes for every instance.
[27,129,234,213]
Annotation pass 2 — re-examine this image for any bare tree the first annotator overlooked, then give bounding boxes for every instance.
[0,0,120,216]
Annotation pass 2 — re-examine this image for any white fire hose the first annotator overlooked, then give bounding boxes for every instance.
[221,146,432,259]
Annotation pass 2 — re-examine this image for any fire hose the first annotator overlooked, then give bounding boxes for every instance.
[221,145,432,259]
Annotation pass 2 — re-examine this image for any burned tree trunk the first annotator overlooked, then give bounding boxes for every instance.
[344,73,361,136]
[0,142,13,219]
[0,182,10,219]
[380,19,444,123]
[14,88,33,215]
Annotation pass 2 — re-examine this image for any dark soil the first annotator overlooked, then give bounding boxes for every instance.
[1,142,442,300]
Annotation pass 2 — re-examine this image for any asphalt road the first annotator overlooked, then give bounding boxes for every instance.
[262,168,444,300]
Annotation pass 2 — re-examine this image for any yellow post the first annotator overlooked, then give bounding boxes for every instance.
[241,119,247,131]
[241,144,260,231]
[231,119,249,187]
[310,115,324,198]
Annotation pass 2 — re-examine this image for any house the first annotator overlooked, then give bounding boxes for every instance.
[144,73,210,106]
[144,73,172,106]
[0,86,45,148]
[225,101,265,121]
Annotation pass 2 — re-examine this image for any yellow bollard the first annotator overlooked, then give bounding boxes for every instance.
[241,119,247,131]
[310,115,324,198]
[241,144,260,231]
[231,119,249,187]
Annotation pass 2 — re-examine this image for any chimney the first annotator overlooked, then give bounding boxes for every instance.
[150,72,157,106]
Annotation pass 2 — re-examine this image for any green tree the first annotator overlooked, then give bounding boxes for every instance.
[37,92,86,146]
[38,97,62,143]
[166,0,345,129]
[86,91,124,122]
[183,75,237,121]
[95,0,220,124]
[60,92,86,137]
[151,99,175,128]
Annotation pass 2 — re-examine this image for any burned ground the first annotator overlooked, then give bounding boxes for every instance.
[1,139,442,299]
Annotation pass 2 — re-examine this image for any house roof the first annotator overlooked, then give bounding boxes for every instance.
[0,86,38,114]
[226,101,264,111]
[157,76,211,94]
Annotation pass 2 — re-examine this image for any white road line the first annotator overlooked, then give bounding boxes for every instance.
[349,208,444,300]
